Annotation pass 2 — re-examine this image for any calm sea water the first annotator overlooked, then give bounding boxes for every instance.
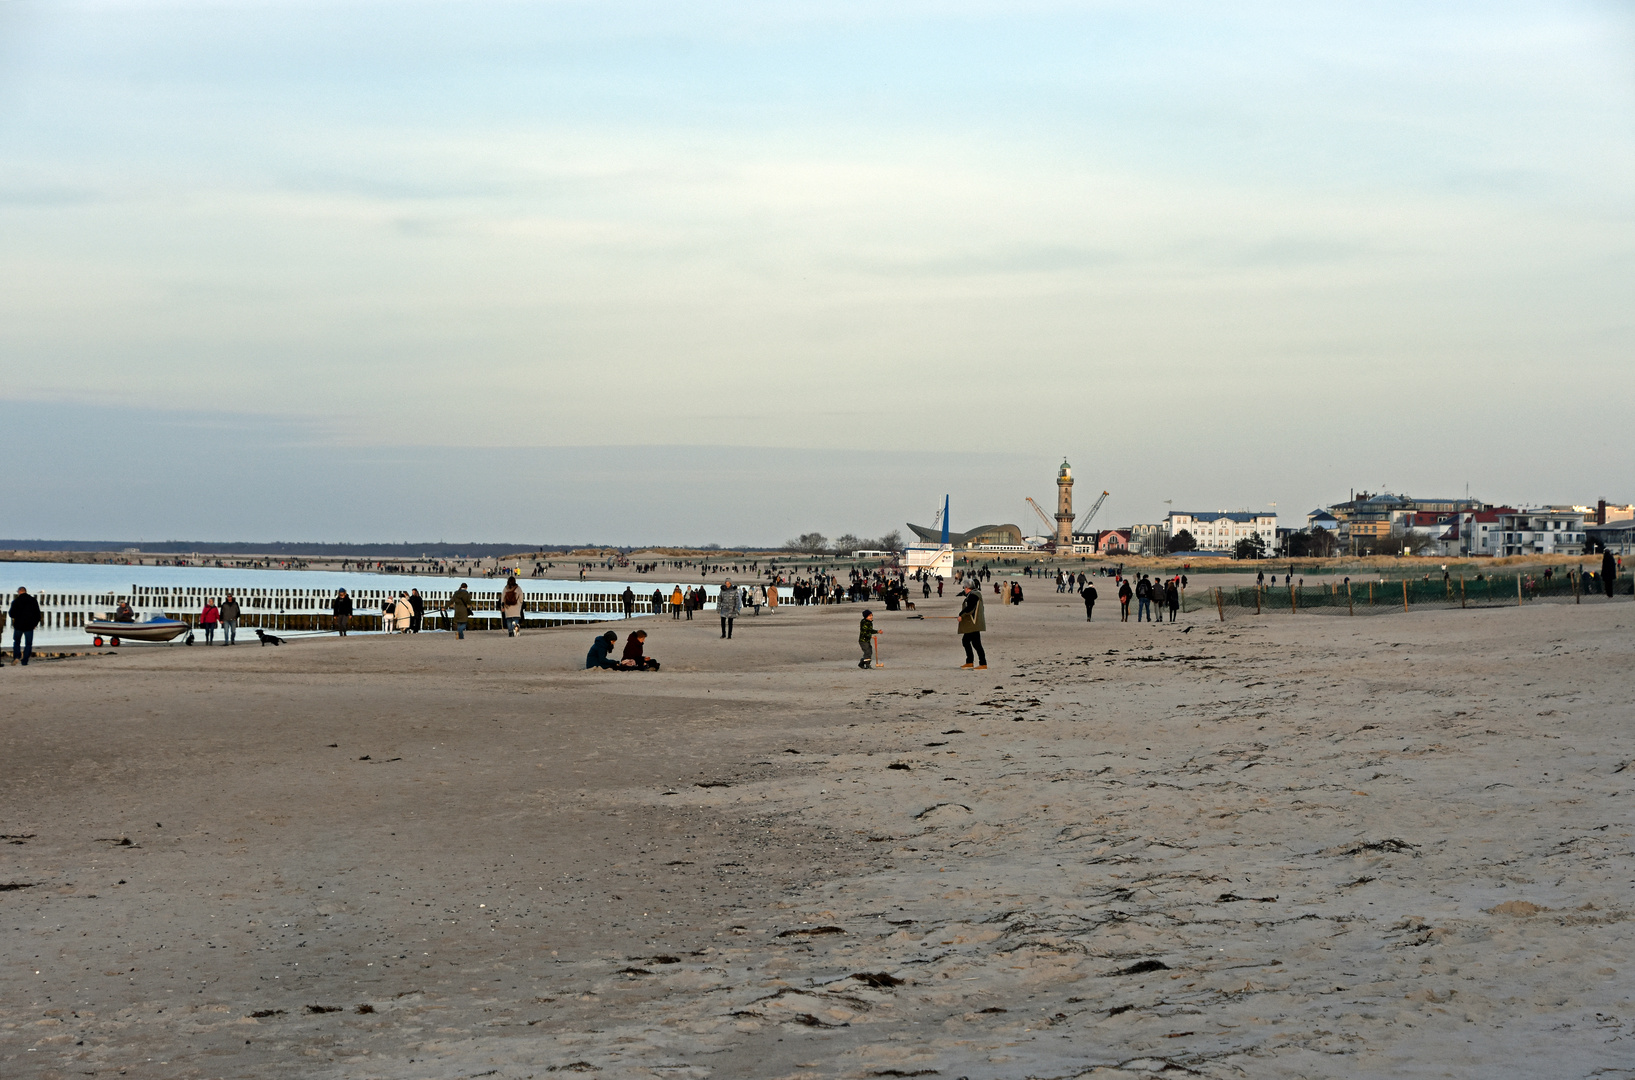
[0,561,699,648]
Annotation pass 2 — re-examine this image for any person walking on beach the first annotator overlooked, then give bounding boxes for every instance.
[1164,578,1180,622]
[858,609,877,669]
[1603,549,1619,598]
[500,577,525,636]
[717,579,741,639]
[1135,575,1152,622]
[219,594,240,645]
[957,582,987,669]
[1080,581,1097,621]
[621,587,635,619]
[651,587,664,616]
[670,585,684,619]
[9,587,41,666]
[332,589,353,636]
[1118,578,1132,621]
[409,589,424,632]
[199,599,220,645]
[452,583,474,639]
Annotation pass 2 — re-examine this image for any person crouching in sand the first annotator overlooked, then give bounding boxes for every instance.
[586,631,620,669]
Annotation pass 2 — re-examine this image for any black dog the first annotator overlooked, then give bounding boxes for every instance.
[255,628,285,647]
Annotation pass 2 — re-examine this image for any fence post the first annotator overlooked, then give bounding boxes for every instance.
[1575,569,1581,605]
[1255,586,1261,615]
[1402,578,1409,612]
[1347,583,1354,616]
[1517,574,1523,606]
[1290,585,1297,613]
[1369,582,1374,605]
[1216,587,1225,621]
[1460,575,1466,609]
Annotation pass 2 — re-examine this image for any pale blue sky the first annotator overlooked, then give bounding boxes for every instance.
[2,2,1631,543]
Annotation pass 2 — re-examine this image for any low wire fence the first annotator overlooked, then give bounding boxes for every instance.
[1196,572,1631,619]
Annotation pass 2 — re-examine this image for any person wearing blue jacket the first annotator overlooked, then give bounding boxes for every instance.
[586,631,620,669]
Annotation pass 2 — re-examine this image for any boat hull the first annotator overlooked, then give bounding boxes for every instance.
[84,620,191,642]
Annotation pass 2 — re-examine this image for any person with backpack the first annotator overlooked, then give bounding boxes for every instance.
[1135,575,1153,622]
[500,577,525,636]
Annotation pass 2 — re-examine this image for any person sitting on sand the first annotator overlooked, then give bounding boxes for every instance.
[620,629,660,670]
[586,630,620,670]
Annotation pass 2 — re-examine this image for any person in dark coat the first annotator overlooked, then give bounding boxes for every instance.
[408,589,424,633]
[1080,582,1097,621]
[621,587,635,619]
[621,629,659,670]
[1604,550,1618,598]
[957,583,986,669]
[1164,579,1180,622]
[9,587,42,665]
[332,589,354,636]
[586,631,620,669]
[1118,579,1133,621]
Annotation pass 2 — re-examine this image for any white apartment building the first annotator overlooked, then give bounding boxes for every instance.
[1165,511,1278,553]
[1495,510,1587,556]
[1450,510,1509,557]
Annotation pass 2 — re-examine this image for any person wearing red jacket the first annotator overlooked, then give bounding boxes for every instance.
[199,600,221,645]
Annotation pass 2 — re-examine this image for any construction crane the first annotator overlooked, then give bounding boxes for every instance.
[1024,497,1055,536]
[1074,490,1110,534]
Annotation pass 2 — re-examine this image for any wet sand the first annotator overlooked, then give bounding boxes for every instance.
[2,588,1632,1079]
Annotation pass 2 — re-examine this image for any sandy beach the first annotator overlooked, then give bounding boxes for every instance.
[3,585,1632,1079]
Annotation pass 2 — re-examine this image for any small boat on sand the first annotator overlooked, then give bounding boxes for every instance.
[84,617,192,643]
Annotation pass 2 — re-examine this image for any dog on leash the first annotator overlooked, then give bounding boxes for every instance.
[255,628,285,647]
